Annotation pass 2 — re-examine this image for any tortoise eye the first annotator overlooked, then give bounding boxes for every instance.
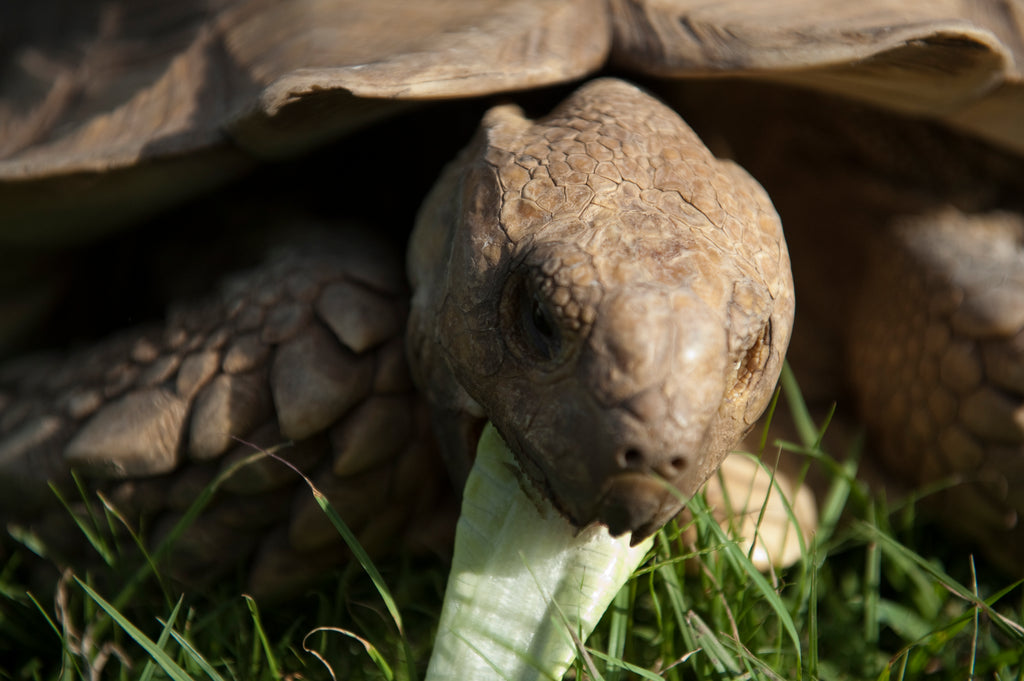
[518,281,561,362]
[728,319,772,400]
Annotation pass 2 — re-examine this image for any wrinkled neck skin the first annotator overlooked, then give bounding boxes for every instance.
[407,79,794,543]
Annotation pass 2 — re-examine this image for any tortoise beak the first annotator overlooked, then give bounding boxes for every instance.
[594,472,684,544]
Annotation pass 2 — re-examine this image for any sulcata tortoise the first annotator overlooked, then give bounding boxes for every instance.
[1,0,1023,669]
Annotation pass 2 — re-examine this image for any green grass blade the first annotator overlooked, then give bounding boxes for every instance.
[6,524,52,562]
[686,610,741,674]
[858,522,1024,642]
[686,493,803,670]
[166,629,229,681]
[74,577,194,681]
[653,534,699,657]
[779,362,816,447]
[77,449,270,646]
[864,506,881,645]
[243,595,281,680]
[97,491,172,604]
[807,541,819,678]
[757,382,784,453]
[239,438,418,681]
[308,489,404,633]
[604,585,631,681]
[26,590,63,641]
[585,647,673,681]
[139,596,184,681]
[47,480,115,566]
[26,589,84,680]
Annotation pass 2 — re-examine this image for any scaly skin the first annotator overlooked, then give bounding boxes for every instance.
[674,81,1024,573]
[407,79,793,542]
[0,233,456,596]
[4,77,1023,593]
[1,81,795,594]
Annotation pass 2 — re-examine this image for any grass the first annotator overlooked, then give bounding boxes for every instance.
[2,368,1023,680]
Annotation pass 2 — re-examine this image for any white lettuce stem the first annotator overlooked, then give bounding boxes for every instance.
[425,423,653,681]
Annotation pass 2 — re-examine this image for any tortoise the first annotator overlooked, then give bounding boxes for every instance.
[1,0,1023,615]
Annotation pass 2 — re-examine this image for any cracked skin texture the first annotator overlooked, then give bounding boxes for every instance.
[407,79,793,541]
[0,80,793,594]
[1,0,1024,595]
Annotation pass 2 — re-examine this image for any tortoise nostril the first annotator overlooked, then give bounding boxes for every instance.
[617,449,687,476]
[659,456,692,477]
[619,448,644,469]
[651,457,687,481]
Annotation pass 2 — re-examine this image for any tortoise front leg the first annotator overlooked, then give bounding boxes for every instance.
[0,231,454,597]
[849,208,1024,572]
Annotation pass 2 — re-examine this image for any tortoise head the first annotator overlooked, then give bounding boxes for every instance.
[407,79,794,542]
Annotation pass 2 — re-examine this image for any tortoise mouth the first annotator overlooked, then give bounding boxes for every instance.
[506,437,683,544]
[593,473,684,544]
[502,438,566,514]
